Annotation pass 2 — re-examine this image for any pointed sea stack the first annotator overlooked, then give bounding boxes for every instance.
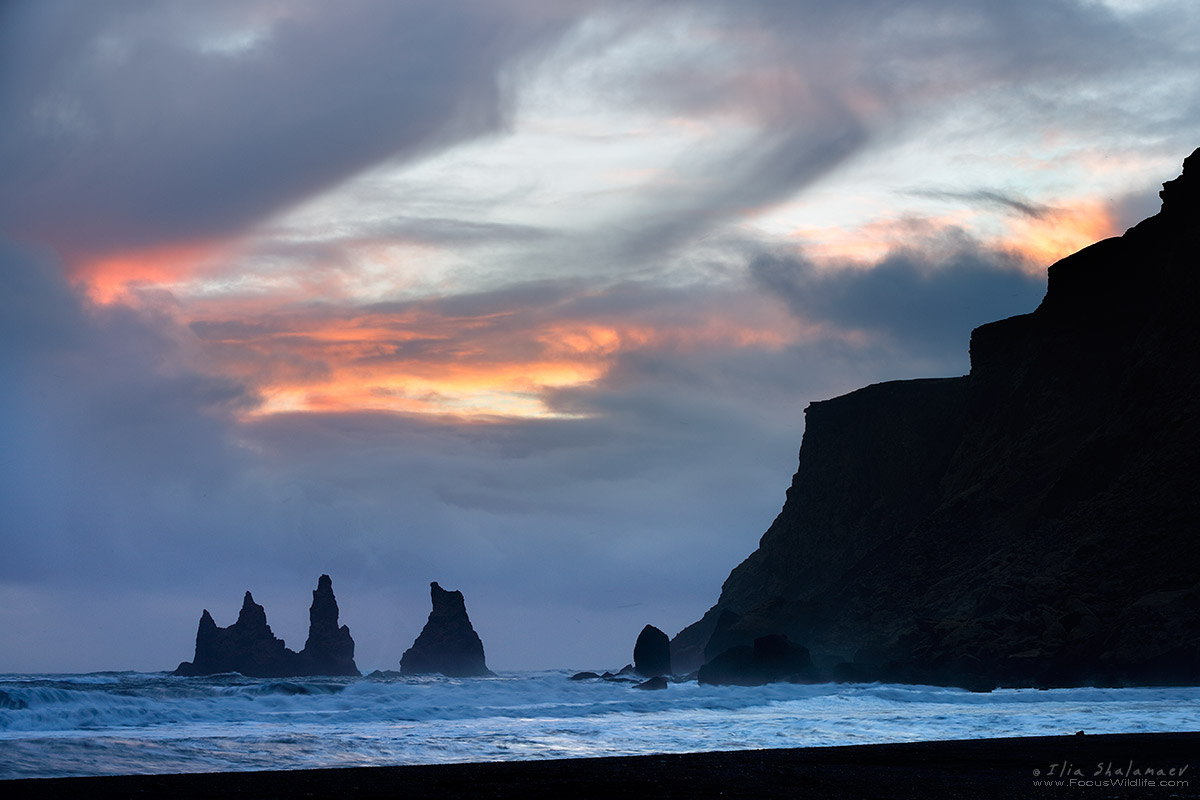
[174,575,359,677]
[400,582,492,677]
[174,591,300,678]
[633,624,671,677]
[298,574,359,676]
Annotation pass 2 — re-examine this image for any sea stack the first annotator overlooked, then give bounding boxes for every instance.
[671,148,1200,690]
[400,582,492,677]
[298,574,359,676]
[174,591,299,678]
[174,575,359,677]
[633,625,671,677]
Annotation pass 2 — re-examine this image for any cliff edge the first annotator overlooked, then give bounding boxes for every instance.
[673,149,1200,689]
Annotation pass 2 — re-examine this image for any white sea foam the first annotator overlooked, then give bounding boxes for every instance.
[1,671,1197,778]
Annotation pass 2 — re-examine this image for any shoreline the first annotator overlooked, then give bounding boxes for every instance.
[6,732,1196,799]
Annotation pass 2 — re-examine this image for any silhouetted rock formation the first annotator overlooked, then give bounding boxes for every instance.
[698,634,818,686]
[633,625,672,677]
[674,148,1200,689]
[400,582,492,677]
[174,575,359,678]
[174,591,299,677]
[298,574,359,676]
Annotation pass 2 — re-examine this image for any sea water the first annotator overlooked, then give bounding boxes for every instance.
[1,671,1198,779]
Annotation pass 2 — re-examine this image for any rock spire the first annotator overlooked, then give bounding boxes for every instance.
[400,582,492,677]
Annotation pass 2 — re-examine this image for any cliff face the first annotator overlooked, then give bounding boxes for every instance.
[673,149,1200,688]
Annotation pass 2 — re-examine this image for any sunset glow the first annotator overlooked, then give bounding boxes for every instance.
[56,184,1138,423]
[1001,202,1122,268]
[193,306,804,419]
[4,0,1197,675]
[72,241,232,304]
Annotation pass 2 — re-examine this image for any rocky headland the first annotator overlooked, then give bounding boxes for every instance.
[673,148,1200,690]
[399,582,492,677]
[174,575,358,678]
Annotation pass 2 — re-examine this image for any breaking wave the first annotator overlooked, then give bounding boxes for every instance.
[2,671,1197,778]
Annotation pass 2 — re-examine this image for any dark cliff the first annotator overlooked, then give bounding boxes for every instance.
[673,149,1200,689]
[174,575,359,678]
[400,582,492,677]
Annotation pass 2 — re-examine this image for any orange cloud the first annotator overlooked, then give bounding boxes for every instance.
[782,197,1121,275]
[1000,201,1119,268]
[785,212,975,265]
[185,299,802,421]
[69,241,231,304]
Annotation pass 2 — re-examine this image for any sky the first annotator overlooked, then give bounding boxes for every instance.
[2,0,1199,674]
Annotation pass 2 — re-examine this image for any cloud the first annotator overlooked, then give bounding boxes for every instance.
[173,274,808,418]
[749,227,1047,360]
[906,188,1052,219]
[4,233,986,673]
[0,240,258,586]
[0,0,580,260]
[565,0,1182,262]
[0,240,812,670]
[3,0,1197,677]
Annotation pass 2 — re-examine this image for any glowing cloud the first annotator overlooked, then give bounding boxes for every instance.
[70,242,233,304]
[1001,201,1121,267]
[181,293,802,421]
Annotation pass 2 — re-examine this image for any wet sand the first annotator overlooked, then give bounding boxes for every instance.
[6,731,1196,798]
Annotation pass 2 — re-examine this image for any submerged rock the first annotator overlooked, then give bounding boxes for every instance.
[633,676,669,690]
[633,624,672,678]
[400,582,492,677]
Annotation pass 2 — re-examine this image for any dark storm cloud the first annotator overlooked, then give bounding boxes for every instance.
[750,232,1047,358]
[0,0,578,256]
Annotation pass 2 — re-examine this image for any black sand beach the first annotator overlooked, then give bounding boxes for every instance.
[7,732,1196,799]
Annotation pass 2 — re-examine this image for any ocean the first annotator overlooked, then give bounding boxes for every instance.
[1,671,1197,779]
